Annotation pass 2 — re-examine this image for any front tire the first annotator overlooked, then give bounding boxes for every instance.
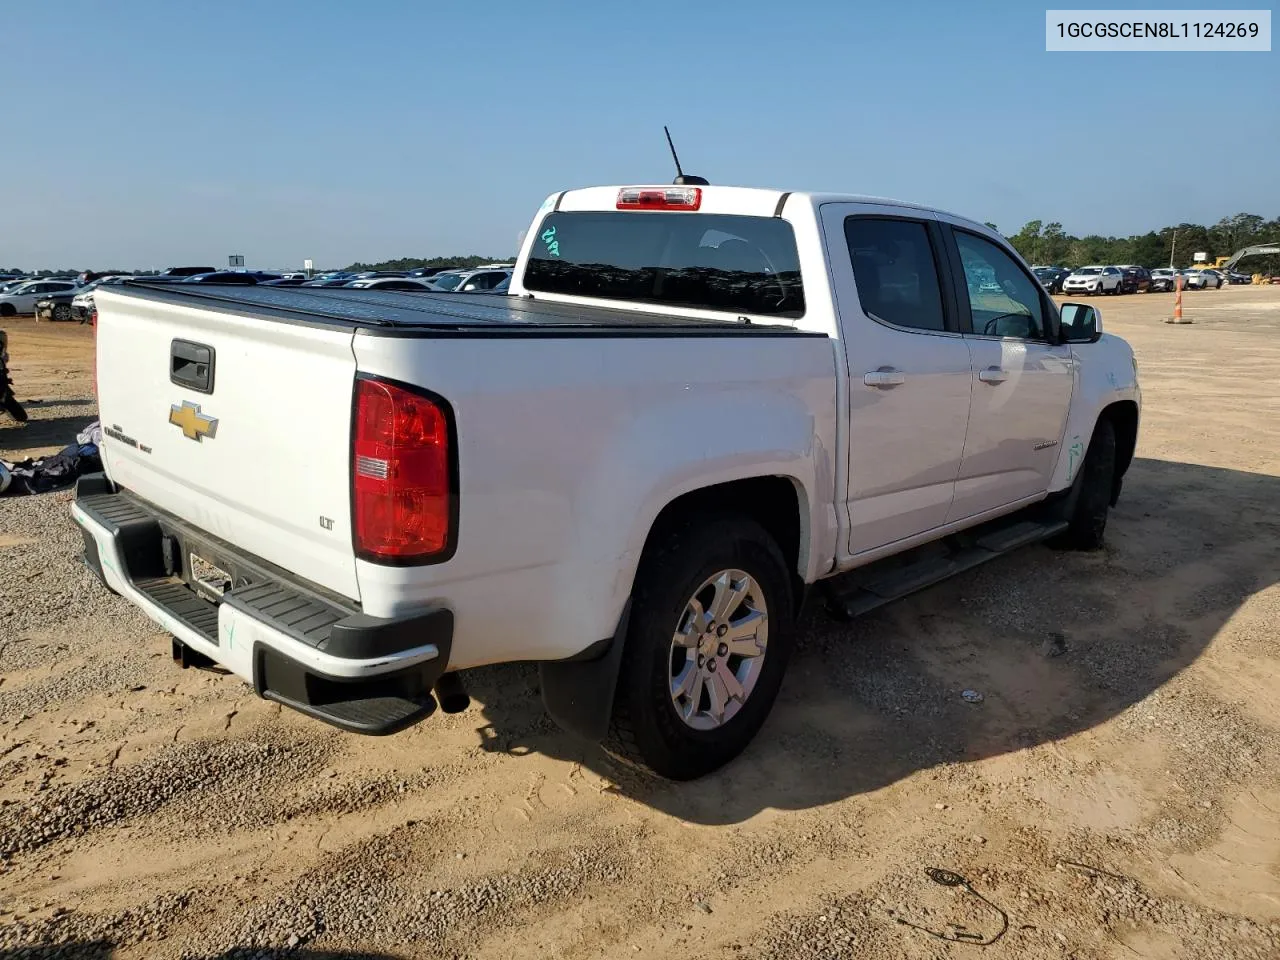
[606,516,794,780]
[1051,419,1116,551]
[53,303,72,322]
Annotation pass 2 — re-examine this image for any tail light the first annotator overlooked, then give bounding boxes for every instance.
[616,186,702,211]
[352,376,455,564]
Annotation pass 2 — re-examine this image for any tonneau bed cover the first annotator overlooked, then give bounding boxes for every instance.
[114,281,822,335]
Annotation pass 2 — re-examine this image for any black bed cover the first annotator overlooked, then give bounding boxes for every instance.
[110,281,823,337]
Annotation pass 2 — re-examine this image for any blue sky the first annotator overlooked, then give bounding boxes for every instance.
[2,0,1275,270]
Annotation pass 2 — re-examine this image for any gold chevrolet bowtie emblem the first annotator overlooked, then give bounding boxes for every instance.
[169,401,218,442]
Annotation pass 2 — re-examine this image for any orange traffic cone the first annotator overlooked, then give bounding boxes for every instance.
[1165,273,1192,324]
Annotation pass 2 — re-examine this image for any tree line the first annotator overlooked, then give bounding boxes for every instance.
[341,254,512,272]
[997,213,1280,271]
[2,267,161,277]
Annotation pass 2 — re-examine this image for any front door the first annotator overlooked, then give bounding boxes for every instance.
[941,225,1075,520]
[823,205,975,556]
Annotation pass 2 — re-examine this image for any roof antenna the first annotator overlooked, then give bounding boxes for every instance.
[664,126,709,186]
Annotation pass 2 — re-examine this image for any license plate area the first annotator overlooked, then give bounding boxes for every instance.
[188,551,232,600]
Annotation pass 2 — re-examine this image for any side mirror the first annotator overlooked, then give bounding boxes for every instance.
[1059,302,1101,343]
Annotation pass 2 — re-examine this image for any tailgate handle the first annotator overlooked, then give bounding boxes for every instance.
[170,339,215,394]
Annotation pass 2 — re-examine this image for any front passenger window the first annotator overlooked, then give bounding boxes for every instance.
[954,232,1045,340]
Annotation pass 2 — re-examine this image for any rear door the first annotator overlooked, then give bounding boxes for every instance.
[821,203,974,556]
[939,224,1074,520]
[93,288,361,599]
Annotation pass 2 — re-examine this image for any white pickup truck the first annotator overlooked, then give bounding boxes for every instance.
[75,182,1140,779]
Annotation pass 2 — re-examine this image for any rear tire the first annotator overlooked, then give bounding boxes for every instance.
[0,304,14,317]
[605,516,794,780]
[1051,419,1116,551]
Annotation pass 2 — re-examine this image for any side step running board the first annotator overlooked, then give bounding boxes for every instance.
[823,517,1069,621]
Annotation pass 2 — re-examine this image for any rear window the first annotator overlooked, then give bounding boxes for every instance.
[523,211,805,318]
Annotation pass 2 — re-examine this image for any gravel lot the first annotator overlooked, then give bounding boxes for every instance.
[2,288,1280,959]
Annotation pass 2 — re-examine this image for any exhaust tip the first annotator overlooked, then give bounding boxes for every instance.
[434,672,470,714]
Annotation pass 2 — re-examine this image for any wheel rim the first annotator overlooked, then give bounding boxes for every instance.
[668,568,768,731]
[55,305,70,321]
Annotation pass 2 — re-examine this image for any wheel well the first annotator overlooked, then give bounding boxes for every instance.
[645,477,804,605]
[1100,400,1138,478]
[1099,400,1138,501]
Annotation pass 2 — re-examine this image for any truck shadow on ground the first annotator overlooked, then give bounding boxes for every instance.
[468,456,1280,825]
[0,414,97,453]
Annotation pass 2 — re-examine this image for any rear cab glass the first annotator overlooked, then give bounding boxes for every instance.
[523,211,805,318]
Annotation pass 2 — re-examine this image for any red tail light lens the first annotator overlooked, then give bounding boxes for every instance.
[616,187,702,211]
[352,377,455,563]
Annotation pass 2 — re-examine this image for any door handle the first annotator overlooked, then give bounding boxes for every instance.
[171,339,216,393]
[863,368,905,388]
[978,367,1008,385]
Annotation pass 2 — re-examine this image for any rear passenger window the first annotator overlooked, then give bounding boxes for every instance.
[844,218,947,332]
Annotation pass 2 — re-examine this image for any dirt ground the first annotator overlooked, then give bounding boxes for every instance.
[2,287,1279,960]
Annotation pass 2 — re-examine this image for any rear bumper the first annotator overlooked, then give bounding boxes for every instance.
[72,474,453,735]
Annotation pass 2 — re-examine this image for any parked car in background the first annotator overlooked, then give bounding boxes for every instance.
[428,268,513,292]
[351,271,409,280]
[1200,269,1227,289]
[72,276,131,322]
[1118,265,1151,294]
[159,266,217,278]
[1181,269,1222,290]
[301,277,357,287]
[261,278,309,286]
[407,266,460,279]
[1032,266,1071,294]
[37,277,132,323]
[181,272,283,285]
[35,288,79,322]
[1149,268,1179,292]
[1227,271,1252,285]
[0,278,77,316]
[0,278,31,294]
[1062,265,1123,296]
[343,277,437,291]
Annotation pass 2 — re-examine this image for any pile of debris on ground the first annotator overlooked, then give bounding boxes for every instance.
[0,421,102,496]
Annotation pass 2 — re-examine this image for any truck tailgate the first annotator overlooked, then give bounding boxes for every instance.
[93,288,361,600]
